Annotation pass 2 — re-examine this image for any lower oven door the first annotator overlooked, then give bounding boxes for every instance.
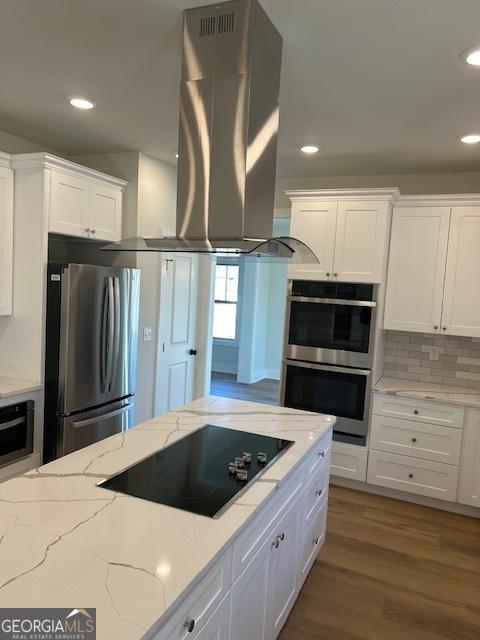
[281,359,371,444]
[58,398,135,458]
[0,401,34,468]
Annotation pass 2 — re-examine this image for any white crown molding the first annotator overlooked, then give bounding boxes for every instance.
[395,193,480,207]
[285,188,401,203]
[11,152,128,190]
[0,151,12,169]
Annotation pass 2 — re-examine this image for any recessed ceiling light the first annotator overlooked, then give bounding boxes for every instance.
[68,95,97,110]
[460,46,480,66]
[461,134,480,144]
[300,144,320,154]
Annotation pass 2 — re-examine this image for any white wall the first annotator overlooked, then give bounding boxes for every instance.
[135,153,177,423]
[212,344,238,374]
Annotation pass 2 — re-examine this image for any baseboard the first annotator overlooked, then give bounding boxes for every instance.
[264,368,280,381]
[330,475,480,519]
[212,364,237,375]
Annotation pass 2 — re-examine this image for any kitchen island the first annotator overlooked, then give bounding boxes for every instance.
[0,396,334,640]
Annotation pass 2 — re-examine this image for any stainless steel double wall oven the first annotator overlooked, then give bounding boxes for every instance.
[281,280,377,445]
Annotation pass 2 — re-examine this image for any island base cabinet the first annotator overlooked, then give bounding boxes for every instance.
[230,546,269,640]
[298,497,328,588]
[195,594,231,640]
[458,409,480,507]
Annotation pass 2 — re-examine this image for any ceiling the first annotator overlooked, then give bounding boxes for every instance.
[1,0,480,178]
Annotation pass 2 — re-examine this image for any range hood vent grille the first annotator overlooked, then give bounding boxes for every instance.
[199,15,216,37]
[218,12,235,33]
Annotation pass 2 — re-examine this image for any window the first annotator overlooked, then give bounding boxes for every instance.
[213,263,240,340]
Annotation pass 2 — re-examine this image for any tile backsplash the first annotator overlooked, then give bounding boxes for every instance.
[383,331,480,389]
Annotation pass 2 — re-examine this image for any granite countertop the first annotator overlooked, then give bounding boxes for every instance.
[374,376,480,408]
[0,396,334,640]
[0,375,43,398]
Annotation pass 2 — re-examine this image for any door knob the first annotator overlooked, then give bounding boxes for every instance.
[189,349,197,356]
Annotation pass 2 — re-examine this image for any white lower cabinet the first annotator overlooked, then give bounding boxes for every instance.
[330,442,368,481]
[196,595,231,640]
[298,498,328,587]
[367,449,459,501]
[458,409,480,507]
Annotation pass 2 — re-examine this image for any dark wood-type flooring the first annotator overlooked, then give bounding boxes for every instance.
[279,485,480,640]
[210,372,280,405]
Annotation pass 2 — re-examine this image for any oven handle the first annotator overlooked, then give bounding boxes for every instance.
[283,359,371,376]
[0,416,25,431]
[287,296,376,307]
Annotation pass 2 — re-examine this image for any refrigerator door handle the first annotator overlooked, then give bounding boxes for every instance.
[100,278,108,392]
[71,403,134,429]
[110,276,121,392]
[105,276,115,392]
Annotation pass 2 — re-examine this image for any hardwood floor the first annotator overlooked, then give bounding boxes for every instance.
[279,485,480,640]
[210,371,280,405]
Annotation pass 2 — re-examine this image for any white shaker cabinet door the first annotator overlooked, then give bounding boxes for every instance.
[0,165,13,316]
[230,546,269,640]
[49,170,90,237]
[458,409,480,508]
[384,206,450,333]
[441,207,480,338]
[88,182,122,242]
[288,201,337,280]
[333,200,390,283]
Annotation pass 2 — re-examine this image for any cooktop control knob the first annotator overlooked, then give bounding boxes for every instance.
[228,463,239,475]
[257,452,267,464]
[234,457,245,468]
[242,452,252,464]
[236,469,248,481]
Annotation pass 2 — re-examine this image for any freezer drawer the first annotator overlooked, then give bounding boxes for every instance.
[58,399,134,457]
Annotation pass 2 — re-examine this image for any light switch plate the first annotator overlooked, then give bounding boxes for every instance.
[143,327,153,342]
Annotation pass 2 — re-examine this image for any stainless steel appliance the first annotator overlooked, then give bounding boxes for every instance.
[0,400,34,467]
[44,263,140,462]
[281,360,371,445]
[281,280,378,446]
[284,280,377,368]
[103,0,317,265]
[98,424,294,518]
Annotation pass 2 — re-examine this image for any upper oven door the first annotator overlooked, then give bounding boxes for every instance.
[284,291,376,368]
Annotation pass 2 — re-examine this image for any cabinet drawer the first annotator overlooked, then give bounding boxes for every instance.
[298,500,328,588]
[373,394,464,429]
[370,415,462,465]
[303,466,329,528]
[330,442,368,481]
[232,470,303,580]
[152,548,232,640]
[304,433,331,479]
[367,450,459,501]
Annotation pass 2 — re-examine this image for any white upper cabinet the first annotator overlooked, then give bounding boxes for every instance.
[12,153,126,243]
[49,171,90,237]
[384,197,480,337]
[0,156,13,316]
[441,207,480,338]
[287,189,397,283]
[288,200,337,280]
[333,200,390,283]
[384,206,450,333]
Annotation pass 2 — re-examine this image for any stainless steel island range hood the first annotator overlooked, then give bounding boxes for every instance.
[104,0,316,261]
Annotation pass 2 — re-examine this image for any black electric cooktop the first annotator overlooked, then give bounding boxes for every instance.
[98,425,294,518]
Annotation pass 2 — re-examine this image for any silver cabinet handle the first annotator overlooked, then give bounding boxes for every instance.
[442,326,447,331]
[91,228,96,234]
[434,325,439,330]
[413,410,419,415]
[85,227,90,233]
[408,473,414,479]
[412,437,417,443]
[272,538,280,549]
[316,489,323,497]
[313,537,319,545]
[326,272,331,277]
[333,272,338,277]
[318,450,325,458]
[183,619,195,633]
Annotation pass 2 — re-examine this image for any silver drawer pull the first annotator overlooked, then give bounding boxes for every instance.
[183,619,195,633]
[413,410,419,415]
[411,437,417,443]
[272,538,280,549]
[318,451,325,458]
[313,537,319,545]
[408,473,414,479]
[316,489,323,497]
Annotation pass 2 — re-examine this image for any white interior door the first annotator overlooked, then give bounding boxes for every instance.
[155,254,199,414]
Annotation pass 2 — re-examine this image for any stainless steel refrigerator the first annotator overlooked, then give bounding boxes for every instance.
[44,263,140,462]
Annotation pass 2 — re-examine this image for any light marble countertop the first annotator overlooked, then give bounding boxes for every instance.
[0,375,43,398]
[374,376,480,408]
[0,396,334,640]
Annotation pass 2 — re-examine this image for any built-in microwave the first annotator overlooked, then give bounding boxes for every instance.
[0,400,34,468]
[284,280,377,368]
[281,359,370,446]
